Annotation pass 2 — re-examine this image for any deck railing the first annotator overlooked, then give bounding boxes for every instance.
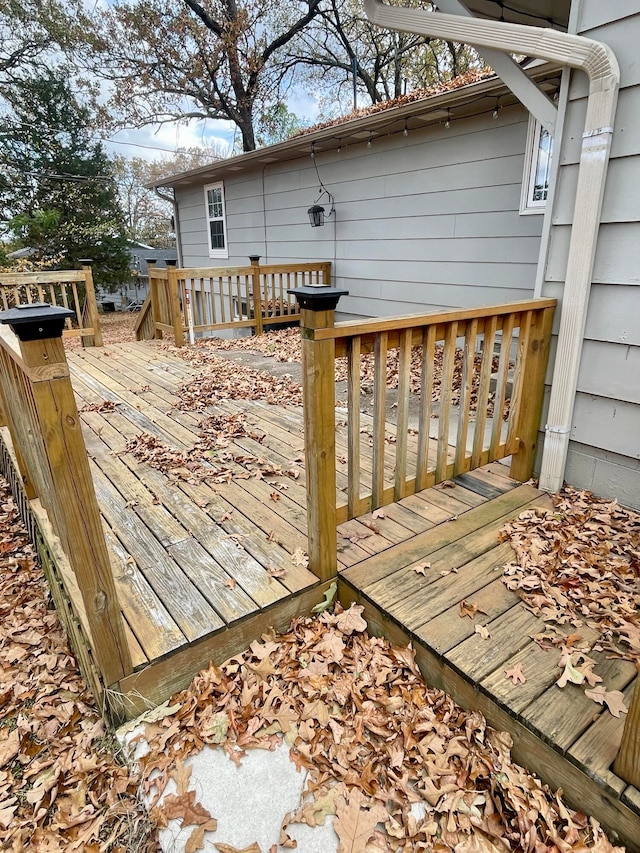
[0,262,103,346]
[0,306,132,698]
[138,259,331,345]
[297,292,556,582]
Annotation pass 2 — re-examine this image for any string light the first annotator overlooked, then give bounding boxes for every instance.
[367,132,373,148]
[493,98,500,119]
[403,120,409,137]
[310,143,315,159]
[444,110,451,129]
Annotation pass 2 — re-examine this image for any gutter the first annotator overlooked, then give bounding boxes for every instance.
[364,0,620,494]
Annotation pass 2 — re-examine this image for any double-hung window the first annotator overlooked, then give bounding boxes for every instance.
[204,182,228,258]
[520,116,553,214]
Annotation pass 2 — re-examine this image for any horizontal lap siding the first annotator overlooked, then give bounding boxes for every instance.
[177,105,542,317]
[541,3,640,506]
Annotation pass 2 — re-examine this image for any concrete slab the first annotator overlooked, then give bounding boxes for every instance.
[121,724,339,852]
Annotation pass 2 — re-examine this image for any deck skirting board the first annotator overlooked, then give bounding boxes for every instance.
[338,577,640,853]
[113,579,329,720]
[0,428,107,714]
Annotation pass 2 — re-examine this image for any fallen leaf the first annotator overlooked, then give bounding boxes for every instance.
[214,844,261,853]
[186,818,219,852]
[585,687,628,718]
[311,581,337,614]
[162,790,215,827]
[334,786,387,853]
[556,657,585,689]
[475,624,491,640]
[224,578,237,590]
[372,509,385,519]
[459,600,487,619]
[412,563,430,576]
[335,604,367,635]
[504,663,526,684]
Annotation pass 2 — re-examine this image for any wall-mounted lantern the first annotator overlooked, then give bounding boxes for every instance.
[307,190,335,228]
[307,204,326,228]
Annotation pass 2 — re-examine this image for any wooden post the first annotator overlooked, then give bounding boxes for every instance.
[78,260,103,347]
[289,285,348,582]
[165,260,185,347]
[250,256,263,336]
[1,304,132,686]
[146,258,162,339]
[614,668,640,787]
[509,306,555,482]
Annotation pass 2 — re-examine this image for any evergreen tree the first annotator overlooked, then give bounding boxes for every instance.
[0,70,130,291]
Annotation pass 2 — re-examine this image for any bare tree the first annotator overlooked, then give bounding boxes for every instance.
[76,0,323,152]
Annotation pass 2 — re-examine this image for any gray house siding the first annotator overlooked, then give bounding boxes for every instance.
[176,104,543,318]
[540,1,640,508]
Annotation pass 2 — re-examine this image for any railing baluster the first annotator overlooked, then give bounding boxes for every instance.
[372,331,388,508]
[395,328,412,500]
[436,321,458,483]
[416,324,436,490]
[471,315,497,469]
[506,310,533,454]
[454,318,478,476]
[347,336,362,519]
[490,312,516,459]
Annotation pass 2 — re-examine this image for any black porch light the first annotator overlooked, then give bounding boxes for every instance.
[307,188,335,228]
[307,204,326,228]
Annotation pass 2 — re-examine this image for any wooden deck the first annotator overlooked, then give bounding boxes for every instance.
[339,465,640,850]
[16,338,637,848]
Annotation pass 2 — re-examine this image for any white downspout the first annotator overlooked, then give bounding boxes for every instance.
[364,0,620,493]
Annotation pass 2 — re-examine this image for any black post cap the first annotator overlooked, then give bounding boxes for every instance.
[249,255,261,264]
[0,303,75,341]
[78,259,93,266]
[288,286,349,312]
[165,259,178,267]
[145,258,158,265]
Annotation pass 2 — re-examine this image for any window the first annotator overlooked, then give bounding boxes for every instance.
[520,117,553,214]
[204,182,228,258]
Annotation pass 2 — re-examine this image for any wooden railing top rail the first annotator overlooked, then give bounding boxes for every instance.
[0,323,23,360]
[311,298,558,341]
[0,270,87,286]
[172,261,331,279]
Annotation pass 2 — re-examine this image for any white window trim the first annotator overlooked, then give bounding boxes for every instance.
[520,116,553,216]
[204,181,229,259]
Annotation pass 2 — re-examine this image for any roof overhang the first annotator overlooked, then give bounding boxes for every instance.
[151,62,562,191]
[460,1,570,30]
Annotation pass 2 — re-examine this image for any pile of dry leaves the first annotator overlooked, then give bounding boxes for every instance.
[188,329,505,416]
[122,412,301,486]
[137,599,621,853]
[501,487,639,709]
[175,348,304,411]
[0,478,153,851]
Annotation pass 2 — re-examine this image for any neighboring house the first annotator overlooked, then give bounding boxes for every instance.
[151,0,639,510]
[97,243,178,310]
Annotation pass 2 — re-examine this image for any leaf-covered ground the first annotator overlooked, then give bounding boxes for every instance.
[0,477,154,852]
[500,487,640,711]
[184,327,504,414]
[64,311,139,350]
[137,600,623,853]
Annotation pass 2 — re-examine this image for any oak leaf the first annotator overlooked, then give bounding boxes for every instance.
[162,790,215,827]
[334,786,387,853]
[504,663,526,685]
[474,624,491,640]
[186,819,219,852]
[335,604,367,635]
[214,844,261,853]
[311,581,337,614]
[413,563,430,576]
[556,657,585,689]
[585,687,628,717]
[459,600,487,619]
